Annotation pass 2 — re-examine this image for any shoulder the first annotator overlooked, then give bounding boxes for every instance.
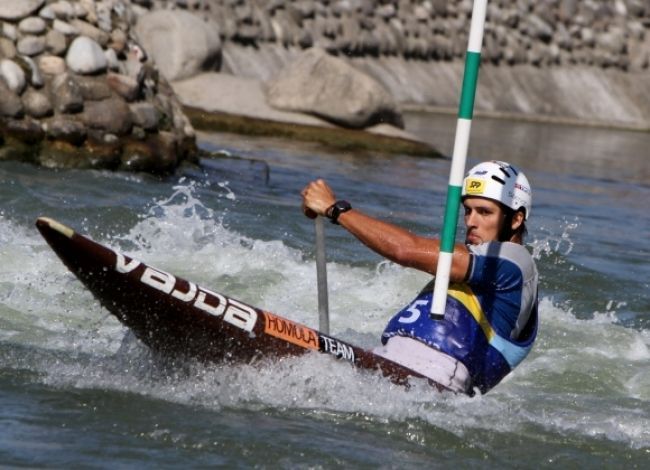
[469,241,533,264]
[467,242,537,283]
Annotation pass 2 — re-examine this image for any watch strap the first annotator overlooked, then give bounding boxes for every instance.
[326,200,352,224]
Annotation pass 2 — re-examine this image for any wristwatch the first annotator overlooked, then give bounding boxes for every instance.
[326,200,352,225]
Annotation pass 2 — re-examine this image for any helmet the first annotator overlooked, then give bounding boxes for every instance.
[462,160,532,219]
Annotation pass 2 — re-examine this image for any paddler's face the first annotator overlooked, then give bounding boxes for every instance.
[463,197,506,245]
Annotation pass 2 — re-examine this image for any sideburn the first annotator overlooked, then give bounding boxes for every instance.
[498,208,527,242]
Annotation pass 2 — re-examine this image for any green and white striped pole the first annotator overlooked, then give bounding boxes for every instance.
[431,0,488,317]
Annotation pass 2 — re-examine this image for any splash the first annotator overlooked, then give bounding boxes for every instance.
[2,180,649,450]
[530,216,578,263]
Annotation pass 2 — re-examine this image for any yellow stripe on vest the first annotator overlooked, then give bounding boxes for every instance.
[447,284,495,341]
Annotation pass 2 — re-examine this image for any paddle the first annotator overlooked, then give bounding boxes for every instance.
[431,0,487,317]
[305,207,330,334]
[314,216,330,334]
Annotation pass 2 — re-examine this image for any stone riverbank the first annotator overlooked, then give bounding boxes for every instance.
[0,0,196,173]
[3,1,650,173]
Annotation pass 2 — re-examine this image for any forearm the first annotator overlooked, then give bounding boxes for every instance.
[337,209,440,274]
[300,178,470,280]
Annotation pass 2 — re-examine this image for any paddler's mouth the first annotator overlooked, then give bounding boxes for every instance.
[465,232,481,245]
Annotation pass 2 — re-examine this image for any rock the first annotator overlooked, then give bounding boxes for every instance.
[53,19,79,36]
[81,97,133,135]
[377,4,396,19]
[0,37,16,59]
[105,48,119,70]
[0,0,45,21]
[134,10,221,81]
[17,35,46,56]
[558,0,578,22]
[52,73,84,113]
[66,36,108,75]
[0,0,197,173]
[121,131,177,172]
[38,55,66,75]
[580,27,596,48]
[22,89,53,118]
[70,19,111,47]
[50,0,76,20]
[45,116,87,145]
[75,75,112,100]
[109,29,128,54]
[0,59,26,94]
[265,47,403,129]
[130,102,160,131]
[106,72,140,101]
[0,79,23,117]
[1,22,17,41]
[626,0,646,17]
[95,2,112,32]
[16,55,44,88]
[525,14,554,43]
[18,16,47,35]
[38,5,55,20]
[3,118,44,144]
[45,29,67,56]
[597,29,626,55]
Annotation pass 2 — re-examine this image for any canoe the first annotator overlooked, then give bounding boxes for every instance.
[36,217,447,392]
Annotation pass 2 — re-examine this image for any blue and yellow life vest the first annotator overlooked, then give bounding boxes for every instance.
[382,283,538,394]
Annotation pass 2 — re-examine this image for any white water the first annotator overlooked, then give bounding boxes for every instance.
[2,180,648,452]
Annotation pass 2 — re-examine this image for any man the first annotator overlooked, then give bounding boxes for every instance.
[301,160,538,395]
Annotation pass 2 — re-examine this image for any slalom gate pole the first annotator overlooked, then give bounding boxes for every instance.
[430,0,488,317]
[314,216,330,333]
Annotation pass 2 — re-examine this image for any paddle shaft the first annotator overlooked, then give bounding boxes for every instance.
[314,216,330,334]
[431,0,487,317]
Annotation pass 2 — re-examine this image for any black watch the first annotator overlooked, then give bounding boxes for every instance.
[326,200,352,225]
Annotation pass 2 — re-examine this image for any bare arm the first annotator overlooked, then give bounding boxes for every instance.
[301,179,471,282]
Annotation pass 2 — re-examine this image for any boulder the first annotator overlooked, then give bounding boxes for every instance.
[0,0,44,21]
[0,37,16,59]
[264,47,403,129]
[22,89,53,118]
[45,116,87,145]
[18,16,47,35]
[53,19,79,36]
[66,36,108,75]
[38,55,66,75]
[49,0,76,20]
[3,118,44,144]
[16,56,44,88]
[130,101,160,131]
[52,73,84,113]
[106,72,140,101]
[80,97,133,135]
[45,29,67,56]
[70,19,111,47]
[0,59,26,94]
[0,79,23,117]
[134,10,221,81]
[76,75,112,100]
[17,35,46,56]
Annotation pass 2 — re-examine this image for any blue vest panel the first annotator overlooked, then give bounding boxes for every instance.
[382,283,538,394]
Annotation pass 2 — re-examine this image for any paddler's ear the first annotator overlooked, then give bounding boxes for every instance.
[511,210,525,232]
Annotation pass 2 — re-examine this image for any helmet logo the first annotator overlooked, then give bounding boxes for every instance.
[465,178,485,195]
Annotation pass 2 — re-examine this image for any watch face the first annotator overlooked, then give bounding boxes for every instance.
[335,201,351,211]
[328,200,351,224]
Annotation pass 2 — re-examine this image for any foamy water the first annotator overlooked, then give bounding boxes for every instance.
[1,119,649,465]
[2,180,648,457]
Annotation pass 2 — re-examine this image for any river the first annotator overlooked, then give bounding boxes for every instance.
[1,111,648,467]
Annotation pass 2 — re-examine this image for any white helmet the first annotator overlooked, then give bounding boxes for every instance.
[462,160,532,219]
